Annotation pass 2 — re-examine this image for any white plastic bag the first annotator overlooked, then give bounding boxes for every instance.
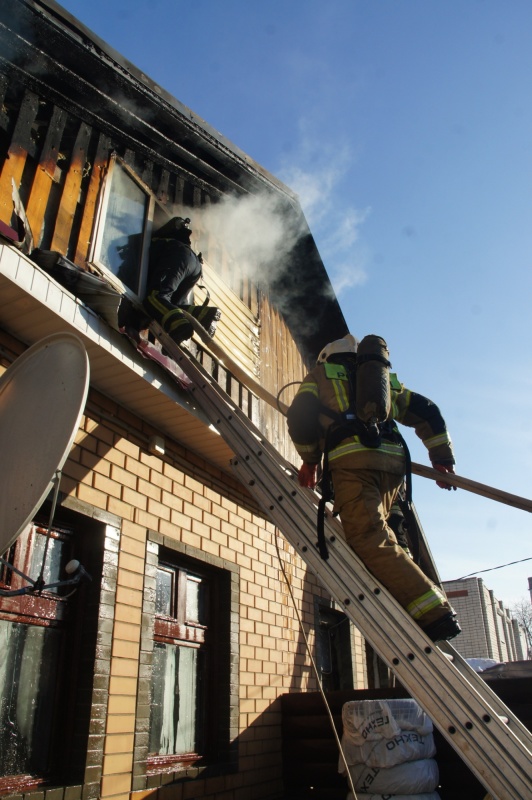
[339,729,436,770]
[342,699,433,746]
[341,700,401,744]
[348,757,439,794]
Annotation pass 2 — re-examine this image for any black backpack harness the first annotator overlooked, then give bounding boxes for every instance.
[315,356,413,560]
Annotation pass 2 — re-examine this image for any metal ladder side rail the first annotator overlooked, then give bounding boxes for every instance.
[161,328,532,729]
[436,638,521,710]
[151,326,532,800]
[225,435,530,743]
[158,330,532,724]
[158,329,530,735]
[232,453,532,740]
[228,456,532,800]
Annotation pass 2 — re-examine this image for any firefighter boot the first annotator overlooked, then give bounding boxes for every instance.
[182,304,221,337]
[422,612,462,643]
[161,308,194,345]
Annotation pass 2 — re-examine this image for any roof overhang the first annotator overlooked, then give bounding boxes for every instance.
[1,0,349,362]
[0,243,235,472]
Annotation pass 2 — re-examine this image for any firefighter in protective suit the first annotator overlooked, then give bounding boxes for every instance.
[287,334,461,643]
[143,216,220,344]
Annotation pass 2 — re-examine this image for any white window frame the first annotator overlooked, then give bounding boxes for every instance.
[89,153,157,301]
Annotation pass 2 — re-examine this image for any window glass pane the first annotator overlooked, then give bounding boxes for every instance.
[99,163,148,293]
[29,533,65,592]
[155,568,173,617]
[149,643,204,756]
[186,574,206,625]
[0,621,61,776]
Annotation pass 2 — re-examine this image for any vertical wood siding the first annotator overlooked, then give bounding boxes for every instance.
[0,74,306,455]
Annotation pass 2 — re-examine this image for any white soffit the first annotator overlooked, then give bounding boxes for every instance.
[0,245,235,472]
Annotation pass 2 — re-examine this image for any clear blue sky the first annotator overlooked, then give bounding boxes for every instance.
[59,0,532,608]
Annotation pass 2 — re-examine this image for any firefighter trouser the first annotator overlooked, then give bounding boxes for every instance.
[331,467,452,627]
[143,291,193,344]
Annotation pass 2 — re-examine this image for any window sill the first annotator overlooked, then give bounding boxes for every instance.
[146,753,202,777]
[0,774,45,794]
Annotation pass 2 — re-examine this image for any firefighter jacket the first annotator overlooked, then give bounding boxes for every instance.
[287,360,455,475]
[146,238,202,306]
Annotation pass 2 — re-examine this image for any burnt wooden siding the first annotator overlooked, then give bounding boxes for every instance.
[0,64,309,464]
[281,680,532,800]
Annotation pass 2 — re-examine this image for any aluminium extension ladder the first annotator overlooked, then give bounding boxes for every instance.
[149,322,532,800]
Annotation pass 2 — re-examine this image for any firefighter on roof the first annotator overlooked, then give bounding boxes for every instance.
[287,333,461,643]
[143,216,220,344]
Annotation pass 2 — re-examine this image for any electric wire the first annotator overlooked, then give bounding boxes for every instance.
[455,556,532,581]
[273,529,357,799]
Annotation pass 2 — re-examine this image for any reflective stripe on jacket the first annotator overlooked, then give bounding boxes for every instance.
[286,362,454,474]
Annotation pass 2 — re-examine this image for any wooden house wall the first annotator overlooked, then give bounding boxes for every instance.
[0,66,306,466]
[258,296,310,462]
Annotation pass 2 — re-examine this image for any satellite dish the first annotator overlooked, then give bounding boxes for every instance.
[0,332,90,554]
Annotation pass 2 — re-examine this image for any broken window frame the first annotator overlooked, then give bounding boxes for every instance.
[89,153,156,301]
[0,523,74,789]
[0,509,107,792]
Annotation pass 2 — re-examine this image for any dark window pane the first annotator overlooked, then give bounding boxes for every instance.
[0,621,61,777]
[0,545,15,587]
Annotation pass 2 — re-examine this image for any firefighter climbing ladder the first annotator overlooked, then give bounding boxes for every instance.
[149,322,531,800]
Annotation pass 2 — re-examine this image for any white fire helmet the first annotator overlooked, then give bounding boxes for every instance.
[317,334,359,363]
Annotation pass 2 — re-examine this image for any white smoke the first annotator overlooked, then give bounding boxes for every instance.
[319,208,370,296]
[185,190,307,285]
[165,123,370,307]
[182,189,327,339]
[277,124,370,298]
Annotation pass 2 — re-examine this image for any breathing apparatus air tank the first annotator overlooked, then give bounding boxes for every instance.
[355,335,392,440]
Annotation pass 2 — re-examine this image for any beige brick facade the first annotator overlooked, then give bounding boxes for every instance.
[54,388,356,799]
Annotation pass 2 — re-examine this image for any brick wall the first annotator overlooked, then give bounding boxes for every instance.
[54,388,340,800]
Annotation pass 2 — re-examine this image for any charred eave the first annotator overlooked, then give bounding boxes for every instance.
[2,0,293,200]
[270,232,349,362]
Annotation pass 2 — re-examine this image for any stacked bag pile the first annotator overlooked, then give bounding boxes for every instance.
[339,698,440,800]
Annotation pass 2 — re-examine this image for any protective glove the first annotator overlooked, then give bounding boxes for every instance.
[298,462,317,489]
[434,463,457,491]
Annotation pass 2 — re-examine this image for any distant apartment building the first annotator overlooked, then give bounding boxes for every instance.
[443,577,529,662]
